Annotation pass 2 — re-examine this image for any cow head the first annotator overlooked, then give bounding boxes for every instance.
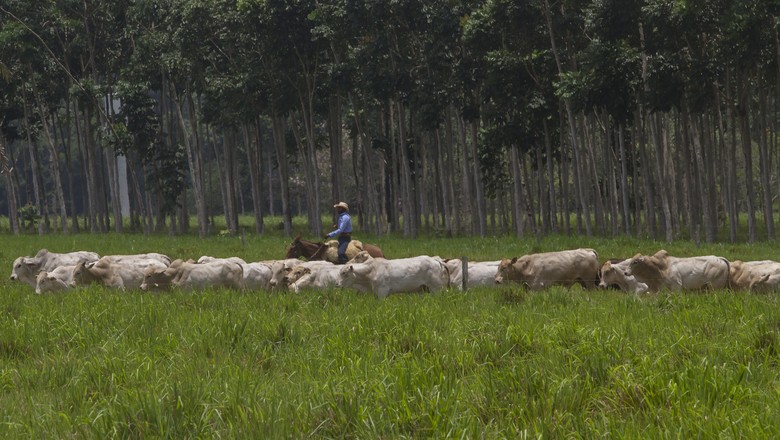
[72,261,87,285]
[283,266,311,287]
[9,256,23,281]
[495,258,518,284]
[336,264,361,289]
[10,256,41,287]
[141,267,174,291]
[598,261,616,289]
[35,271,69,295]
[348,251,373,264]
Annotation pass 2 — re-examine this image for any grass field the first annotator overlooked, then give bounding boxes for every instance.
[2,230,780,438]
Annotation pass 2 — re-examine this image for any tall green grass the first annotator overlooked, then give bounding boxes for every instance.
[2,232,780,437]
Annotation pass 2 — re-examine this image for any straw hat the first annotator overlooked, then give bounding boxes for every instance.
[333,201,349,211]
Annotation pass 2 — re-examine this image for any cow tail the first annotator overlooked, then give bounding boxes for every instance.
[590,249,600,289]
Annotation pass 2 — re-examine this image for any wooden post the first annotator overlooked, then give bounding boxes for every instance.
[462,256,469,291]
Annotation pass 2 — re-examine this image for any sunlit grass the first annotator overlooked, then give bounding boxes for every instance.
[2,231,780,437]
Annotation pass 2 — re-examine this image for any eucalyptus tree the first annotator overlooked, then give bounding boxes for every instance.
[121,0,189,232]
[0,0,73,234]
[717,0,780,242]
[0,68,21,234]
[563,0,642,236]
[464,0,562,236]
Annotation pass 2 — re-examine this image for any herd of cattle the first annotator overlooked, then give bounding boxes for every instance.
[8,247,780,298]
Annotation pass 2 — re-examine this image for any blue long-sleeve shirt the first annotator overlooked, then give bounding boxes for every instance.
[327,212,352,238]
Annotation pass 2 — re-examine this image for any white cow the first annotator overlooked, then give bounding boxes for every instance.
[268,259,328,290]
[336,255,449,299]
[197,255,248,265]
[598,259,649,294]
[627,250,730,292]
[241,262,273,290]
[101,253,172,266]
[10,249,100,288]
[73,257,168,290]
[140,259,244,292]
[444,259,500,290]
[34,265,77,294]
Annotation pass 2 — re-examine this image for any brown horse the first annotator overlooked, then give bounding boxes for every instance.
[284,234,385,262]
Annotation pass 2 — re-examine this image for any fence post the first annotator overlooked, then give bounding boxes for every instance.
[462,256,468,291]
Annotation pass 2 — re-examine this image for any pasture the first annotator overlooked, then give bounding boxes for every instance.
[2,230,780,438]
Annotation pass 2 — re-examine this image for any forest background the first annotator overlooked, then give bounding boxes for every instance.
[1,0,779,243]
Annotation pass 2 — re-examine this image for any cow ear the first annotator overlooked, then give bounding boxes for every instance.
[303,267,311,274]
[510,257,518,264]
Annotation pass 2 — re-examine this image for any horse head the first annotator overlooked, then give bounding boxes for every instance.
[284,234,324,260]
[284,234,303,259]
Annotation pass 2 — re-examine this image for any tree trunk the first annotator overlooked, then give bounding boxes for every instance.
[543,0,591,236]
[0,133,19,234]
[758,90,774,239]
[457,112,473,235]
[470,119,487,237]
[62,98,80,233]
[22,99,45,235]
[509,146,525,236]
[328,96,343,212]
[33,97,69,234]
[397,100,417,237]
[739,74,757,242]
[224,129,240,233]
[245,121,264,234]
[171,84,208,237]
[271,114,292,235]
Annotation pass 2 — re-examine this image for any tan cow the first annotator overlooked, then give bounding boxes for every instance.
[34,265,77,294]
[598,259,649,294]
[729,260,780,292]
[140,259,244,292]
[495,248,599,290]
[627,250,730,292]
[268,259,306,289]
[73,257,168,290]
[280,261,335,290]
[286,264,342,293]
[35,270,74,294]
